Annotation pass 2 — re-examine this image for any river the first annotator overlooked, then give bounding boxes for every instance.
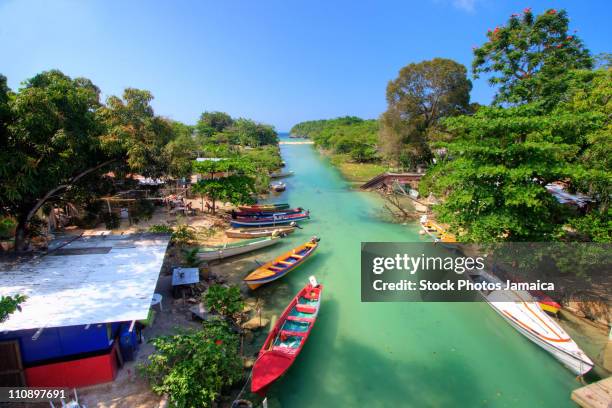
[251,136,580,407]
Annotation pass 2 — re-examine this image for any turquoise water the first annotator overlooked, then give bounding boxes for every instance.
[254,139,580,407]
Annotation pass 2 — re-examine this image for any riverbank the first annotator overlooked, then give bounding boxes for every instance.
[322,151,386,184]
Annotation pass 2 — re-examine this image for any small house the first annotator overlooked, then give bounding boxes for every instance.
[0,233,170,388]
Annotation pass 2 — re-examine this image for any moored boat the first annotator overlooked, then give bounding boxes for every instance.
[232,207,304,218]
[225,225,296,239]
[238,203,290,212]
[270,170,294,179]
[251,277,323,396]
[419,215,456,243]
[243,237,319,289]
[271,182,286,192]
[197,236,281,261]
[230,211,310,228]
[468,269,593,376]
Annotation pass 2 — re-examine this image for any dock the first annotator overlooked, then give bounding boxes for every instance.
[571,376,612,408]
[279,141,314,145]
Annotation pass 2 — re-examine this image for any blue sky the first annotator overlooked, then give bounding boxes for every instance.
[1,0,610,131]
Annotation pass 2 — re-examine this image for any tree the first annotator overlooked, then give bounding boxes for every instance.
[0,71,174,251]
[472,8,593,105]
[164,121,197,179]
[191,158,256,213]
[195,111,234,139]
[420,68,610,242]
[380,58,472,167]
[141,319,243,408]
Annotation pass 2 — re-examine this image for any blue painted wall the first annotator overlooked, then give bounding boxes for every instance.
[0,323,122,365]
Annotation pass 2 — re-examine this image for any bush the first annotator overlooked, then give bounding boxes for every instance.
[101,212,120,230]
[148,224,174,234]
[204,285,244,318]
[131,199,155,224]
[140,319,243,408]
[171,224,196,246]
[0,218,16,240]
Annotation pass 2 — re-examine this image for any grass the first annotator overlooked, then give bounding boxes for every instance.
[328,154,386,183]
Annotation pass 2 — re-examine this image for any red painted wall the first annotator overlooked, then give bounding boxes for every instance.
[25,344,118,388]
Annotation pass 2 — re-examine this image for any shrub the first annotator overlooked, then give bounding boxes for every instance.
[171,224,196,246]
[148,224,174,234]
[204,285,244,318]
[101,212,120,230]
[0,218,16,240]
[140,319,243,408]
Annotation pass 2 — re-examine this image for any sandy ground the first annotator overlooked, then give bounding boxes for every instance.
[68,202,269,407]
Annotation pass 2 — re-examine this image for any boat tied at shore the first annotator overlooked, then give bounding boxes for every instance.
[238,203,290,212]
[467,268,593,376]
[231,207,304,218]
[197,236,281,261]
[230,210,310,228]
[243,237,320,289]
[225,225,297,239]
[251,277,323,396]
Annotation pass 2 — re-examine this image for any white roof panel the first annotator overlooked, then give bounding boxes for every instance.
[0,234,170,332]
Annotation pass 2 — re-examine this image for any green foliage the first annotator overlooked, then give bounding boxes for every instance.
[182,247,202,268]
[0,71,176,250]
[148,224,174,234]
[290,117,380,163]
[101,212,120,230]
[421,68,611,242]
[140,319,243,408]
[164,121,197,178]
[196,112,277,147]
[380,58,472,167]
[0,217,16,240]
[0,294,26,322]
[204,285,244,318]
[472,8,593,105]
[171,224,197,246]
[192,158,256,213]
[131,199,155,224]
[196,111,234,138]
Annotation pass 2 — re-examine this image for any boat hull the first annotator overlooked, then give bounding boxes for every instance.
[470,270,593,376]
[251,282,323,395]
[197,237,280,261]
[244,240,318,289]
[231,212,309,228]
[233,208,303,218]
[488,300,592,375]
[238,203,290,212]
[225,226,296,239]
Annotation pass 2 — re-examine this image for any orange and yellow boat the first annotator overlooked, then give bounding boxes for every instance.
[420,216,456,243]
[243,237,319,290]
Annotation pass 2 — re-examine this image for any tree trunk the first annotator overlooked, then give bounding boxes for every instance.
[15,159,116,252]
[14,216,29,252]
[211,197,216,215]
[200,196,204,212]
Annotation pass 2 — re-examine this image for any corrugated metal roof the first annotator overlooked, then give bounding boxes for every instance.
[0,234,170,332]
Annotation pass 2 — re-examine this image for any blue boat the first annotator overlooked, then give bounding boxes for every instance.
[230,210,310,227]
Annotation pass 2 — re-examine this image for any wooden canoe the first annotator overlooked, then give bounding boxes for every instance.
[238,203,290,212]
[243,238,319,289]
[225,226,296,239]
[232,208,304,218]
[251,280,323,396]
[230,211,310,228]
[197,236,280,261]
[270,171,294,179]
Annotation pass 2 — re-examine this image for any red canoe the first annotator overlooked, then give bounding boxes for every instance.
[250,280,323,396]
